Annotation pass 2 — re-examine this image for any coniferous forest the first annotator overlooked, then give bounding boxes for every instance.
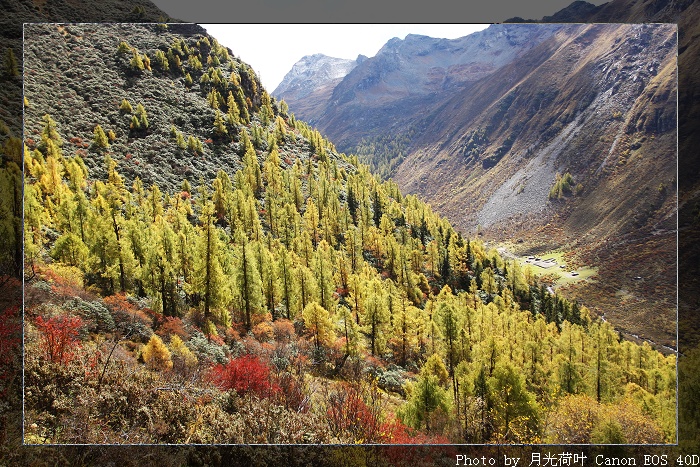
[18,23,675,444]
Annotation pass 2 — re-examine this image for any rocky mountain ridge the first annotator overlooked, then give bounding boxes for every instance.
[390,24,677,347]
[272,53,363,126]
[281,24,561,147]
[22,23,278,193]
[273,53,362,99]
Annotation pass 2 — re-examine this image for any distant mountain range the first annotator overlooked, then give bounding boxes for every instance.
[273,25,560,142]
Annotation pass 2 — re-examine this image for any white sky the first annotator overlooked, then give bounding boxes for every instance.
[201,24,490,92]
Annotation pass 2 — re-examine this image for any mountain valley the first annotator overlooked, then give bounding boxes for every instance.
[275,22,677,349]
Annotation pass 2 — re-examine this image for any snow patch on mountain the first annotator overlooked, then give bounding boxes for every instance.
[272,53,359,99]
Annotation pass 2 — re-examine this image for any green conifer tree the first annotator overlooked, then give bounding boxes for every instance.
[277,248,298,319]
[117,41,131,54]
[303,301,336,349]
[362,277,390,355]
[154,49,169,71]
[226,91,240,124]
[92,125,109,149]
[400,372,449,432]
[191,198,230,330]
[130,50,144,71]
[134,103,149,129]
[233,228,263,330]
[187,135,202,154]
[120,98,133,114]
[213,109,227,137]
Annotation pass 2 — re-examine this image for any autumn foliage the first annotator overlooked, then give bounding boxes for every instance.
[210,354,277,398]
[35,315,82,364]
[379,419,453,467]
[379,418,450,444]
[142,334,173,371]
[103,292,155,323]
[155,316,189,341]
[326,383,382,442]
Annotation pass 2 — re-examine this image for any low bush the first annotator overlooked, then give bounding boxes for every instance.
[209,354,277,399]
[63,297,115,333]
[35,314,83,364]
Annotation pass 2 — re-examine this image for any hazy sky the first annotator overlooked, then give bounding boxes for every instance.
[201,24,490,92]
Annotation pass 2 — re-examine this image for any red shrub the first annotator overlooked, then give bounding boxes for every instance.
[84,349,102,380]
[38,265,86,299]
[209,354,278,398]
[103,293,154,323]
[35,315,82,364]
[380,417,451,444]
[273,372,308,413]
[380,418,453,466]
[326,383,382,442]
[209,332,225,346]
[224,326,242,345]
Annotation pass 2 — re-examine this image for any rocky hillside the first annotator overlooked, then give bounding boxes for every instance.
[396,23,676,347]
[23,23,278,193]
[394,23,676,232]
[0,0,170,143]
[674,0,700,351]
[509,0,699,355]
[1,0,175,283]
[272,53,363,126]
